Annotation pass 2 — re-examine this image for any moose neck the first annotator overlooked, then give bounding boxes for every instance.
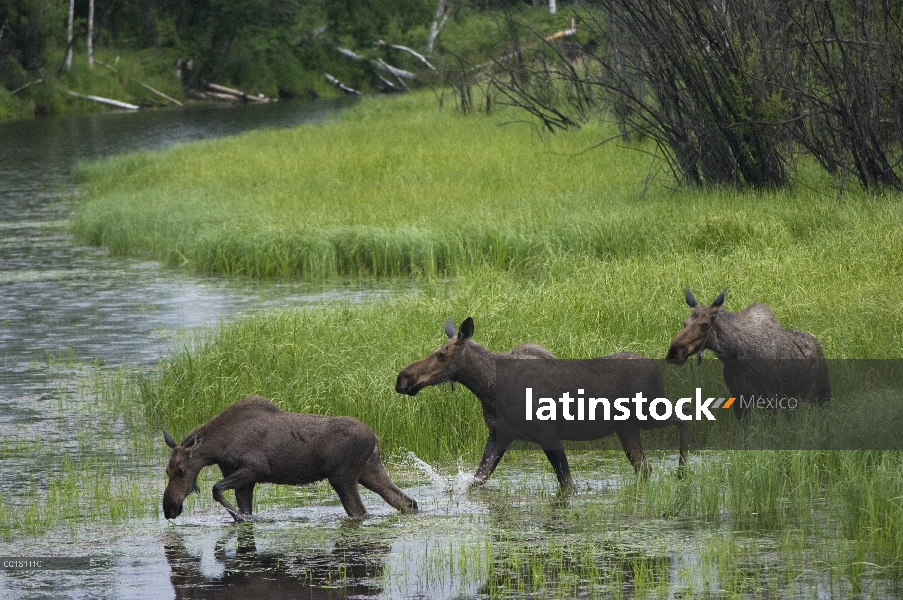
[453,341,499,406]
[708,310,754,359]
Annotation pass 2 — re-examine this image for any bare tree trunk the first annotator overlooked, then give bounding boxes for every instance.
[427,0,449,55]
[65,0,74,71]
[87,0,95,68]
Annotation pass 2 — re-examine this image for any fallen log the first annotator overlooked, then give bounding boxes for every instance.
[206,91,242,102]
[336,47,366,61]
[376,41,437,72]
[139,82,183,106]
[376,59,415,81]
[67,90,139,110]
[375,73,404,92]
[324,73,361,96]
[337,46,416,82]
[204,82,272,103]
[94,59,116,72]
[469,21,578,76]
[545,19,577,42]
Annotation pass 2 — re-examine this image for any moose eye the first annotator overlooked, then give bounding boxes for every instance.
[438,351,447,360]
[177,469,186,477]
[700,323,709,330]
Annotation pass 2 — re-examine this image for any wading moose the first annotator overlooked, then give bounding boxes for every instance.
[162,396,418,521]
[665,288,831,419]
[396,317,689,489]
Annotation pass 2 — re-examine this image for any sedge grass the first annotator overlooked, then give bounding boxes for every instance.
[71,92,903,281]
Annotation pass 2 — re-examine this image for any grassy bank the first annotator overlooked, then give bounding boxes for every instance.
[142,252,903,447]
[135,274,902,569]
[136,252,903,564]
[73,92,903,279]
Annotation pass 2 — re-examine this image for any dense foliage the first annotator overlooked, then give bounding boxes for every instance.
[0,0,552,118]
[486,1,903,191]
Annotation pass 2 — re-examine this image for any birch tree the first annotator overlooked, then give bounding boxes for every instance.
[64,0,74,70]
[87,0,94,67]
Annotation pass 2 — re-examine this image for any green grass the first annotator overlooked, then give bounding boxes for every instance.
[1,47,192,120]
[140,238,903,450]
[73,92,903,280]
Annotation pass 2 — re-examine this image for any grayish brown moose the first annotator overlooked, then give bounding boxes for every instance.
[396,317,689,489]
[162,396,418,521]
[665,288,831,419]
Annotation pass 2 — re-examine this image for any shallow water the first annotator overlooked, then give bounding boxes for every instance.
[5,446,895,599]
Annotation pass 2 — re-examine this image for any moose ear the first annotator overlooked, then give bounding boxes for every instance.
[444,318,456,339]
[712,288,727,308]
[458,317,474,341]
[684,287,698,308]
[163,428,177,449]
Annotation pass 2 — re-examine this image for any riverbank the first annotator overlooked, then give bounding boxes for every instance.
[0,5,563,123]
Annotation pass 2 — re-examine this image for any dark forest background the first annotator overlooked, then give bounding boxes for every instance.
[3,0,903,191]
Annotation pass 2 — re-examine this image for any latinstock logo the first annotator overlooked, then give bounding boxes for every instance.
[523,387,736,422]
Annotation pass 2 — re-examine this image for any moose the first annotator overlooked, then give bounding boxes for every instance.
[395,317,689,489]
[665,288,831,419]
[162,396,418,521]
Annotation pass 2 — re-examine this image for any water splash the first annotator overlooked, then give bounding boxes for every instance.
[404,452,477,495]
[404,451,447,488]
[452,458,478,495]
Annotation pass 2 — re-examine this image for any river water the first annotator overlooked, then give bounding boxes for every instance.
[0,100,405,433]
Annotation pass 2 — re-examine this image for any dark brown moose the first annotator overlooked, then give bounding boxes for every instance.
[665,288,831,419]
[396,317,689,489]
[162,396,417,521]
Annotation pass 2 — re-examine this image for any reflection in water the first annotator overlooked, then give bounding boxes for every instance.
[477,539,672,598]
[473,484,676,598]
[164,523,388,599]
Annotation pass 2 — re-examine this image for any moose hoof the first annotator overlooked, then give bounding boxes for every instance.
[227,509,248,522]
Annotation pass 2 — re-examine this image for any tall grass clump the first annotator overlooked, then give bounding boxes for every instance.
[73,91,903,280]
[141,242,903,453]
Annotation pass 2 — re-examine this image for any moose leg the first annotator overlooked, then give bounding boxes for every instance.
[212,468,258,521]
[328,475,369,519]
[235,484,255,516]
[676,421,689,469]
[539,439,576,490]
[472,434,513,486]
[616,426,651,478]
[358,448,418,513]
